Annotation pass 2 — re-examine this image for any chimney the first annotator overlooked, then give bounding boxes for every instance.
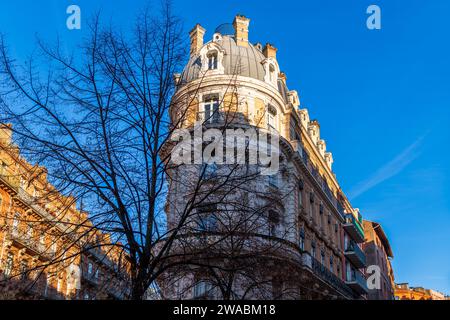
[263,43,277,59]
[0,123,13,146]
[189,24,206,56]
[279,72,287,84]
[233,15,250,47]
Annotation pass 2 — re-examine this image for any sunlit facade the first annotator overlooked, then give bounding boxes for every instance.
[162,15,368,300]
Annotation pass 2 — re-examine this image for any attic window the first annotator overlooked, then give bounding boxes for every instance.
[207,51,218,70]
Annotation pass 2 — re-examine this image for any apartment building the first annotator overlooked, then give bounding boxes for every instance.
[0,124,129,299]
[161,15,368,299]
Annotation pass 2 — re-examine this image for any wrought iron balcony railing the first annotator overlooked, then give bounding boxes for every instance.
[302,252,354,299]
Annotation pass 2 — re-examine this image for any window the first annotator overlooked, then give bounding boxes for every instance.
[204,97,220,123]
[44,273,50,297]
[20,260,28,280]
[298,180,304,210]
[27,224,34,239]
[57,277,62,292]
[268,210,280,237]
[202,162,217,179]
[269,64,275,82]
[330,256,334,272]
[88,262,93,275]
[268,174,278,188]
[320,250,325,265]
[39,233,45,250]
[267,105,277,131]
[298,189,303,210]
[207,51,218,70]
[309,201,314,220]
[51,241,57,254]
[84,293,90,300]
[311,241,316,259]
[194,280,214,299]
[4,253,14,277]
[346,262,354,281]
[299,228,305,251]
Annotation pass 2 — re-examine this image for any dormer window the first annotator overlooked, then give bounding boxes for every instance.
[207,51,218,70]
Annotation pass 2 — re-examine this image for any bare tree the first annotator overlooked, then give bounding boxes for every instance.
[0,2,304,301]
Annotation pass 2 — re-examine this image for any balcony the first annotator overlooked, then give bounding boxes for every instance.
[345,270,368,294]
[343,214,365,243]
[344,241,366,268]
[86,246,117,271]
[8,229,55,261]
[302,252,354,299]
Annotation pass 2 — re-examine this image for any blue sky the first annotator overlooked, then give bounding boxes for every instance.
[0,0,449,295]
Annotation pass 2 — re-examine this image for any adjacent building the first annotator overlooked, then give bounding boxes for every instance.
[362,220,395,300]
[161,15,368,299]
[0,124,129,299]
[394,283,446,300]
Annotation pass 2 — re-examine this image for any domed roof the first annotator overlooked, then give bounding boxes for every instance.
[180,35,267,84]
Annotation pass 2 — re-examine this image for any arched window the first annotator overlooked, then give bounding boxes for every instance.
[207,51,218,70]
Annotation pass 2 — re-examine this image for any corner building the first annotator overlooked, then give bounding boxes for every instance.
[163,15,368,300]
